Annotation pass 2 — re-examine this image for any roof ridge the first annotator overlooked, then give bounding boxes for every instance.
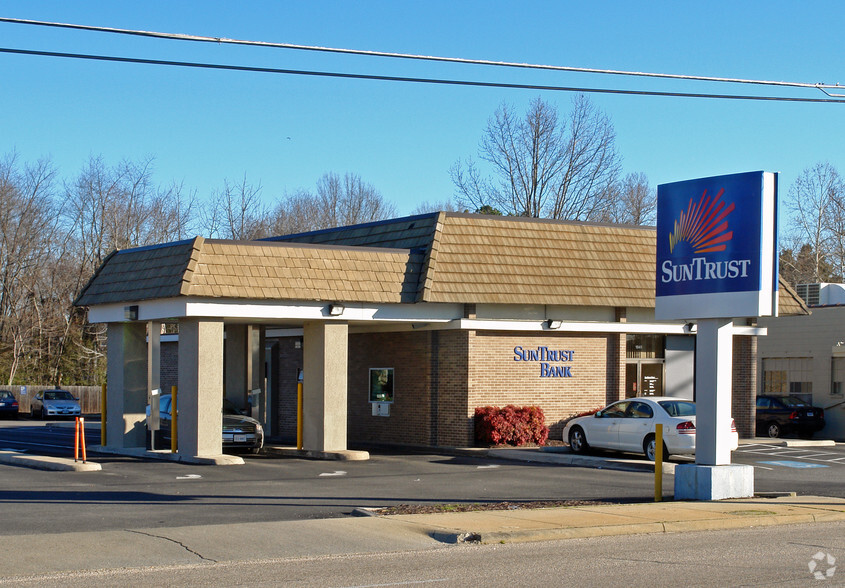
[418,211,446,302]
[73,249,119,307]
[180,236,205,296]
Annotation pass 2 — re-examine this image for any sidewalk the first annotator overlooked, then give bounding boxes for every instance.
[379,494,845,544]
[1,495,843,579]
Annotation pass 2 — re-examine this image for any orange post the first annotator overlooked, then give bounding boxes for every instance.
[74,417,80,462]
[80,417,87,463]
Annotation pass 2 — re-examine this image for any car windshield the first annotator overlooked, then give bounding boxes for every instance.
[223,399,244,416]
[658,400,696,417]
[781,396,811,407]
[44,390,74,400]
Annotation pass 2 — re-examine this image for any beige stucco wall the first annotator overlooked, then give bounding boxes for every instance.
[759,308,845,440]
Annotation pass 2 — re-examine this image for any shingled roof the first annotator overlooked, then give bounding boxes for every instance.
[76,212,808,315]
[76,237,423,306]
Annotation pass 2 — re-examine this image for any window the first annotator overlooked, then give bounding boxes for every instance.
[626,334,665,359]
[762,358,813,402]
[627,402,654,419]
[832,357,845,398]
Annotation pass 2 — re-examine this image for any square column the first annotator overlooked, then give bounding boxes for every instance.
[302,321,348,452]
[178,319,224,457]
[106,322,148,448]
[675,318,754,500]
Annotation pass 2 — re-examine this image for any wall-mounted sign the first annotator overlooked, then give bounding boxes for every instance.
[513,345,575,378]
[655,171,778,320]
[369,368,394,403]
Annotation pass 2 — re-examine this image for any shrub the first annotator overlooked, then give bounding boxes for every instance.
[474,405,549,447]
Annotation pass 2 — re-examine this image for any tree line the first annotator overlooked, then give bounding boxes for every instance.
[4,94,835,387]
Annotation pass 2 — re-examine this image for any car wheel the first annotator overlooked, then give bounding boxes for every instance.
[643,435,669,461]
[766,422,781,438]
[568,426,589,454]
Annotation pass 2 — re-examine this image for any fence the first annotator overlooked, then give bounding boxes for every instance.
[1,385,102,415]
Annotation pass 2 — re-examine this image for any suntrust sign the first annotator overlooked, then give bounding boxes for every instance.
[514,345,575,377]
[655,171,778,320]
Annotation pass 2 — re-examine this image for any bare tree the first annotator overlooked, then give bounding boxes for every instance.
[451,95,621,220]
[267,172,397,237]
[785,162,844,282]
[201,175,270,240]
[0,154,59,383]
[410,199,462,215]
[600,172,656,226]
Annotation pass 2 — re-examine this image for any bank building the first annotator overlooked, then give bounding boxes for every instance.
[76,212,808,459]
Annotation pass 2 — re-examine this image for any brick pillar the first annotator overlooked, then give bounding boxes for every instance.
[732,335,757,438]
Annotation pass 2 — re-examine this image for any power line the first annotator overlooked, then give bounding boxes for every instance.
[1,16,842,96]
[3,47,844,103]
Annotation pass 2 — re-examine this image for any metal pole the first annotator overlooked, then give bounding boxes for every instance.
[171,385,178,453]
[297,381,303,450]
[654,423,663,502]
[100,384,107,446]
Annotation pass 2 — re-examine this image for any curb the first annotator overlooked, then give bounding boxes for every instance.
[0,450,101,472]
[90,445,245,465]
[418,503,845,544]
[487,448,677,474]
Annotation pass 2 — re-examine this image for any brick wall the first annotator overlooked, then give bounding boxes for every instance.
[161,341,178,394]
[467,331,617,443]
[732,335,757,437]
[273,337,303,442]
[346,330,437,446]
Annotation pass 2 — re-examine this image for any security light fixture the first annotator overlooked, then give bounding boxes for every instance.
[546,319,562,329]
[328,303,345,316]
[124,305,139,321]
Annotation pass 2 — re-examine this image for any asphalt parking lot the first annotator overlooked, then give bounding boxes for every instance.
[0,419,842,536]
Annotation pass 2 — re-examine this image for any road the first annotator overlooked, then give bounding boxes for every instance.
[0,421,843,535]
[2,521,841,587]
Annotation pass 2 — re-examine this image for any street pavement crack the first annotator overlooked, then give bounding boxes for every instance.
[125,529,218,563]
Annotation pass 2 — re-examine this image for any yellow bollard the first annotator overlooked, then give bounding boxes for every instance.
[297,381,303,450]
[654,423,663,502]
[100,384,107,446]
[171,385,178,453]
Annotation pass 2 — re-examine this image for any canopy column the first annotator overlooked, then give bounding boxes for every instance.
[178,318,224,457]
[302,321,348,452]
[105,322,148,448]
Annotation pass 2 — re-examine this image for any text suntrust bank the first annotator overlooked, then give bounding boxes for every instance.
[661,257,752,283]
[514,345,575,378]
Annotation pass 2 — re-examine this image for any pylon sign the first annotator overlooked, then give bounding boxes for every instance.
[655,171,778,320]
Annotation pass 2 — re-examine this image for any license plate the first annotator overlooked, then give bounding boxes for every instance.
[234,435,247,443]
[807,411,814,417]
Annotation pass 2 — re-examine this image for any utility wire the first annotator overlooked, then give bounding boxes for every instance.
[0,16,842,95]
[2,47,845,103]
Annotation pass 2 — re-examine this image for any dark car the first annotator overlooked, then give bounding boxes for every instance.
[146,393,264,453]
[756,395,825,439]
[0,390,19,419]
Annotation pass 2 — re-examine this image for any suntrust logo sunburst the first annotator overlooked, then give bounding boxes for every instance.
[668,188,735,254]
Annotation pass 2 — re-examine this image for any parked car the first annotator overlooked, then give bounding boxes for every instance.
[0,390,19,419]
[563,397,738,461]
[31,389,82,419]
[146,393,264,453]
[756,395,825,439]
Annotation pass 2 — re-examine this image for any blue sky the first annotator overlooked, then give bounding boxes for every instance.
[1,1,843,221]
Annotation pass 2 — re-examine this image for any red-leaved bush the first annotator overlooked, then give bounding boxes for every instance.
[474,405,549,446]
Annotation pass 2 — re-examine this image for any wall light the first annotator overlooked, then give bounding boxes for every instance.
[124,305,139,321]
[328,303,345,316]
[546,319,562,329]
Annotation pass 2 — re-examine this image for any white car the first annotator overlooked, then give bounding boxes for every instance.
[562,397,738,461]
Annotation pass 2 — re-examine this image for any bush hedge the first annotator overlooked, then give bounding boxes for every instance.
[474,405,549,446]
